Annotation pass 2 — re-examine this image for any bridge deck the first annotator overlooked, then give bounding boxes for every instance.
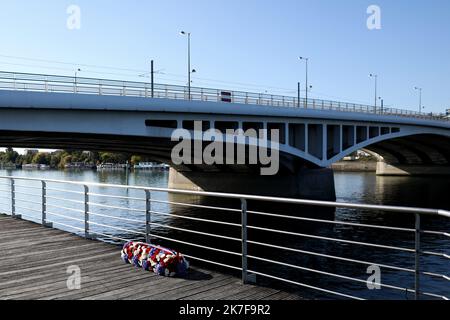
[0,214,301,300]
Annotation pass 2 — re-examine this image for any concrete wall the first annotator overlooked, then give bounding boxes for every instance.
[169,167,336,201]
[376,162,450,176]
[332,161,377,172]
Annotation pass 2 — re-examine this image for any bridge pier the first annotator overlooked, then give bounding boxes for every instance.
[376,162,450,176]
[168,168,336,201]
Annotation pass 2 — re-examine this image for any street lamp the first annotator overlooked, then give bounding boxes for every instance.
[414,87,423,114]
[180,31,194,100]
[369,74,378,111]
[299,57,309,108]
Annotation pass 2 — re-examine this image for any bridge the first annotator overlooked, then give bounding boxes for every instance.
[1,71,449,200]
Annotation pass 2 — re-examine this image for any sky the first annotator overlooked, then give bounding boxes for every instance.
[1,0,450,152]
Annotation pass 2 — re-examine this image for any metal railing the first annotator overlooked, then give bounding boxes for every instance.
[0,175,449,300]
[0,70,448,122]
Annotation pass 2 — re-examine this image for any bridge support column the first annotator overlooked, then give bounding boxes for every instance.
[168,167,336,201]
[376,162,450,176]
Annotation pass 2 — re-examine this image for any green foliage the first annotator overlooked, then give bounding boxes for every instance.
[0,148,149,169]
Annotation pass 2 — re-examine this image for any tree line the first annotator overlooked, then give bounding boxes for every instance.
[0,148,149,169]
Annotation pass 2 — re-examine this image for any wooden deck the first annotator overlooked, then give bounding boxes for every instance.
[0,214,301,300]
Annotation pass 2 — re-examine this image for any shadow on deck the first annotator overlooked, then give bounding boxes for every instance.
[0,214,302,300]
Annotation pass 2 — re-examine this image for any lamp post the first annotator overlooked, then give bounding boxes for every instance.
[379,97,384,114]
[151,60,154,98]
[180,31,193,100]
[369,74,378,111]
[414,87,423,114]
[299,57,309,108]
[74,68,81,93]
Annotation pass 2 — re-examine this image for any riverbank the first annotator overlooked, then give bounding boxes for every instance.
[331,161,377,172]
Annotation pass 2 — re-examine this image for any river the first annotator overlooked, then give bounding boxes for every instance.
[0,169,448,300]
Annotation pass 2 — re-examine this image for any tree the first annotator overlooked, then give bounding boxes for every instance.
[32,153,51,165]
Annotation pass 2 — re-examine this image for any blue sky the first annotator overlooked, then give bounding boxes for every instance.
[0,0,449,114]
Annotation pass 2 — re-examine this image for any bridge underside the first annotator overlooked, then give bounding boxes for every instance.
[2,130,450,202]
[0,130,337,200]
[2,130,450,199]
[361,134,450,176]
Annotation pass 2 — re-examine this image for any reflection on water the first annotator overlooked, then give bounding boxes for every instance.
[0,169,448,300]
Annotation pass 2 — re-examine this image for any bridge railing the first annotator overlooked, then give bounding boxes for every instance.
[0,175,449,300]
[0,70,447,122]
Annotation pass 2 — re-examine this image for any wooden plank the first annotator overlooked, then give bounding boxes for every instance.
[0,216,302,300]
[121,272,231,300]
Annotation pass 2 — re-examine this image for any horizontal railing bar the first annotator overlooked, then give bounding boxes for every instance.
[419,291,449,300]
[46,211,85,223]
[149,221,241,242]
[150,199,241,214]
[2,176,448,219]
[149,233,242,256]
[45,220,85,232]
[46,203,85,214]
[247,225,415,253]
[150,210,241,227]
[248,209,415,233]
[420,250,450,259]
[87,202,146,213]
[248,255,416,294]
[0,201,10,206]
[0,188,10,193]
[247,269,363,300]
[422,230,450,238]
[88,192,145,202]
[45,195,84,204]
[45,187,85,195]
[87,211,144,224]
[422,271,450,282]
[247,240,416,274]
[88,221,146,236]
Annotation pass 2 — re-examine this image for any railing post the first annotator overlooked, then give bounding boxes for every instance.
[241,198,248,284]
[414,213,421,300]
[10,179,17,218]
[145,190,151,244]
[41,181,51,227]
[84,185,90,239]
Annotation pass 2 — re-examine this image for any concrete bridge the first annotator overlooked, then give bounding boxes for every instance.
[0,71,449,200]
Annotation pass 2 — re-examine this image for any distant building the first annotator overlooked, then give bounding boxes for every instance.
[24,149,39,156]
